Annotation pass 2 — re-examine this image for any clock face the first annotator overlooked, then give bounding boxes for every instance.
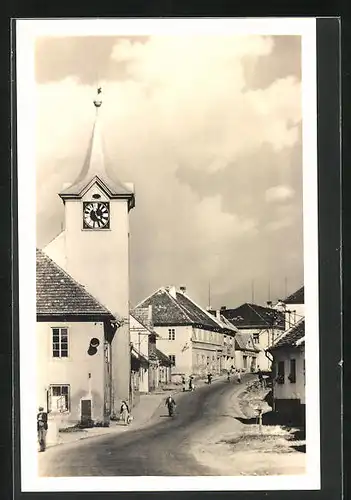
[83,202,110,229]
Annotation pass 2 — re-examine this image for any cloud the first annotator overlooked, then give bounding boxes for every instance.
[265,185,295,203]
[35,35,303,308]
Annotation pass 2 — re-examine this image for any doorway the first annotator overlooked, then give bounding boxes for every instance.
[81,399,92,424]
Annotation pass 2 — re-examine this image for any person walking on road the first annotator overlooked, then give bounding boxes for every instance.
[165,395,176,416]
[120,400,130,425]
[257,367,264,387]
[189,375,195,391]
[182,375,187,392]
[236,369,241,383]
[37,406,48,452]
[207,373,212,385]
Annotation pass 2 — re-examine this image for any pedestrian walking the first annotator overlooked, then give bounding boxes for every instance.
[257,367,264,387]
[227,369,231,382]
[236,369,241,383]
[182,375,186,392]
[207,373,212,385]
[120,400,130,425]
[37,406,48,452]
[189,375,195,391]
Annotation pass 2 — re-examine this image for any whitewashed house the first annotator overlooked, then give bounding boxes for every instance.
[221,303,285,371]
[275,286,305,331]
[208,309,238,371]
[36,248,118,427]
[267,317,305,426]
[129,308,172,396]
[234,332,260,372]
[134,286,224,380]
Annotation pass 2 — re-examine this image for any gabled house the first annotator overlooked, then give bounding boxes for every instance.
[221,303,285,371]
[234,332,260,372]
[36,248,118,427]
[267,317,305,426]
[129,307,172,396]
[134,286,224,380]
[275,286,305,331]
[208,309,238,371]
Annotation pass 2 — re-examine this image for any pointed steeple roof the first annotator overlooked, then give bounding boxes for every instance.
[59,88,135,211]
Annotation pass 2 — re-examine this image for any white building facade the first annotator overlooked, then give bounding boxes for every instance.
[135,286,225,381]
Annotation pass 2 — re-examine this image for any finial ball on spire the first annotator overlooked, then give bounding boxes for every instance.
[94,86,102,108]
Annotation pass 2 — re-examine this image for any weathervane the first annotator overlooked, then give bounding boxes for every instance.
[94,86,102,108]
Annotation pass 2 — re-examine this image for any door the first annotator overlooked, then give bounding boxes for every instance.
[81,399,92,423]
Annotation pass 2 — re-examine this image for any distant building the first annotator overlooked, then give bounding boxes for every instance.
[220,303,285,371]
[276,286,305,331]
[129,307,171,398]
[208,309,238,371]
[268,317,305,426]
[36,249,117,427]
[135,286,224,380]
[234,332,260,372]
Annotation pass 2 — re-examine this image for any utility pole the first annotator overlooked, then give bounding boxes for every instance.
[268,280,271,302]
[284,276,288,298]
[208,281,211,310]
[251,280,255,304]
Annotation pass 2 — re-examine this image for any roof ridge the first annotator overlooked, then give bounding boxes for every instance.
[272,316,305,346]
[133,286,164,310]
[181,293,228,330]
[37,248,113,316]
[166,290,194,323]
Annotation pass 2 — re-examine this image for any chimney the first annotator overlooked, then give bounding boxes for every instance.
[179,285,186,294]
[220,306,226,311]
[148,305,153,326]
[216,310,221,320]
[168,286,177,298]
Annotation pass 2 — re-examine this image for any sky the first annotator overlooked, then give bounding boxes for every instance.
[35,34,304,309]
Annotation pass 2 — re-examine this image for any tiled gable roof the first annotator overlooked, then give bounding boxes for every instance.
[283,286,304,305]
[234,332,260,352]
[208,310,238,335]
[269,318,305,350]
[135,288,221,330]
[222,303,285,330]
[36,249,114,319]
[155,347,172,366]
[131,307,153,331]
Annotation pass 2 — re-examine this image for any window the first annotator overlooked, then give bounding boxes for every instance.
[277,360,285,384]
[289,359,296,383]
[49,385,70,412]
[169,354,176,366]
[52,328,68,358]
[253,333,260,344]
[303,359,306,385]
[168,328,176,340]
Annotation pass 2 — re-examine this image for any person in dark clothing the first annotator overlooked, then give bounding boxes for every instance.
[37,406,48,452]
[207,373,212,385]
[165,395,176,416]
[189,376,195,391]
[258,368,264,387]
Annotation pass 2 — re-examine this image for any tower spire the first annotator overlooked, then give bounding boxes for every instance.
[59,85,135,210]
[94,86,103,109]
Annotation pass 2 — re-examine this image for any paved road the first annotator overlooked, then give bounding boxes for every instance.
[39,377,250,477]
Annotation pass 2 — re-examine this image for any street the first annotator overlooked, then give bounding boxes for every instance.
[39,377,248,476]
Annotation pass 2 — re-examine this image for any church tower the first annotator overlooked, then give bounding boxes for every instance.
[58,88,135,407]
